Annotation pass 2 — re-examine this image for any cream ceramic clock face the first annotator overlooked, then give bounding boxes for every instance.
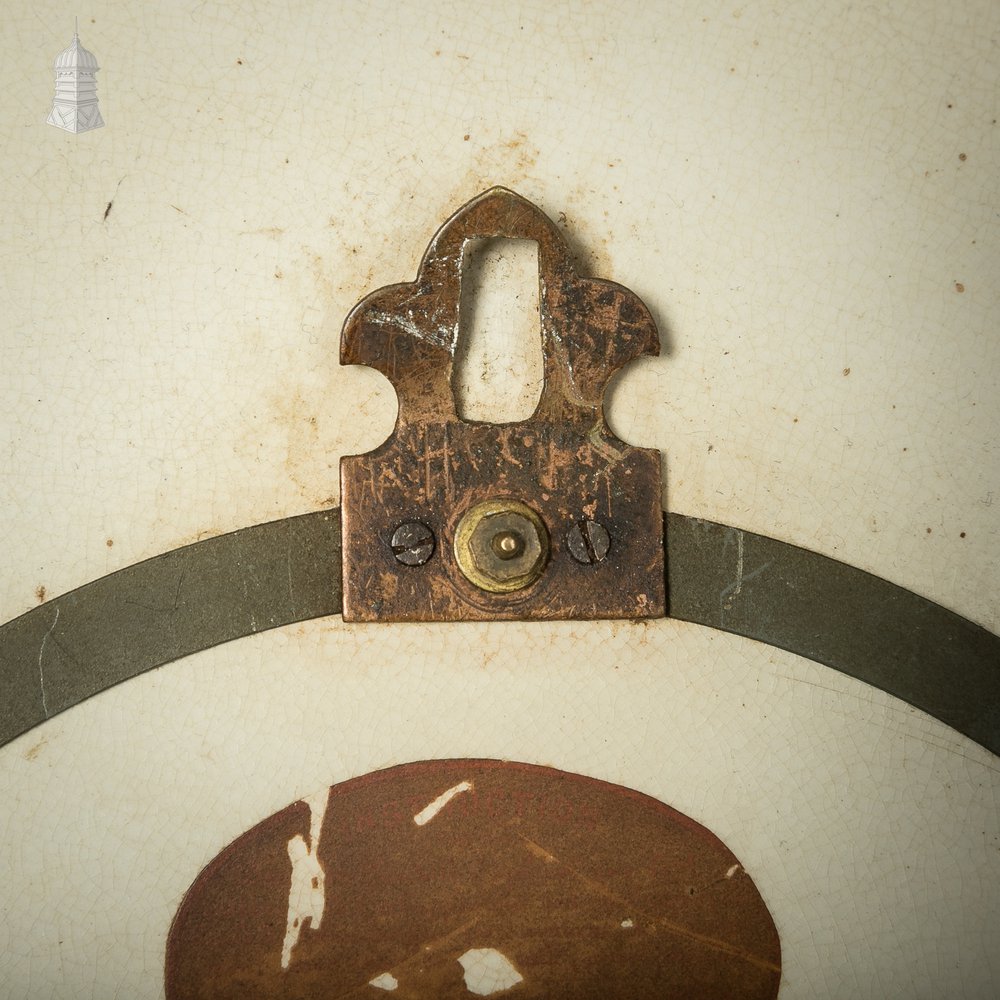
[3,623,999,999]
[2,2,998,998]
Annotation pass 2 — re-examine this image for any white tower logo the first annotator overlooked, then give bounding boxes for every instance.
[47,19,104,133]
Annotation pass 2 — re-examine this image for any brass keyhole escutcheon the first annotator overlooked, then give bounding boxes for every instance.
[454,499,549,593]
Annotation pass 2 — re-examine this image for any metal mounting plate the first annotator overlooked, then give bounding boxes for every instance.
[339,188,665,622]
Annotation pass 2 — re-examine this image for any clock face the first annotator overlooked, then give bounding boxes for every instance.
[2,3,998,998]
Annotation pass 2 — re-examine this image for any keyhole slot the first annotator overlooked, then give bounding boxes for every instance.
[454,238,543,423]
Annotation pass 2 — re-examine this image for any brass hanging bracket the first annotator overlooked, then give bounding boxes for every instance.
[339,187,666,622]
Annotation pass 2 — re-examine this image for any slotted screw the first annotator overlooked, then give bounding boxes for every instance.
[390,521,435,566]
[566,520,611,564]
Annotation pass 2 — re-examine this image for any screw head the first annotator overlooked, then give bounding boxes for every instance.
[566,520,611,564]
[390,521,435,566]
[454,499,549,593]
[491,530,526,561]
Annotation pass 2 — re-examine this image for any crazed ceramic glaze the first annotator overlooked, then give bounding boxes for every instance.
[1,1,998,997]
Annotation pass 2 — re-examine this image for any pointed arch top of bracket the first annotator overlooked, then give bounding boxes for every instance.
[340,186,660,427]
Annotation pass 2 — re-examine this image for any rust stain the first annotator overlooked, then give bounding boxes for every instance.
[106,538,114,547]
[171,526,227,549]
[23,736,48,761]
[955,281,965,293]
[414,132,545,246]
[959,152,967,161]
[842,367,851,376]
[35,585,46,603]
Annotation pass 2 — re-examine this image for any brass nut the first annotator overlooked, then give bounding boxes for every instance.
[454,500,549,593]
